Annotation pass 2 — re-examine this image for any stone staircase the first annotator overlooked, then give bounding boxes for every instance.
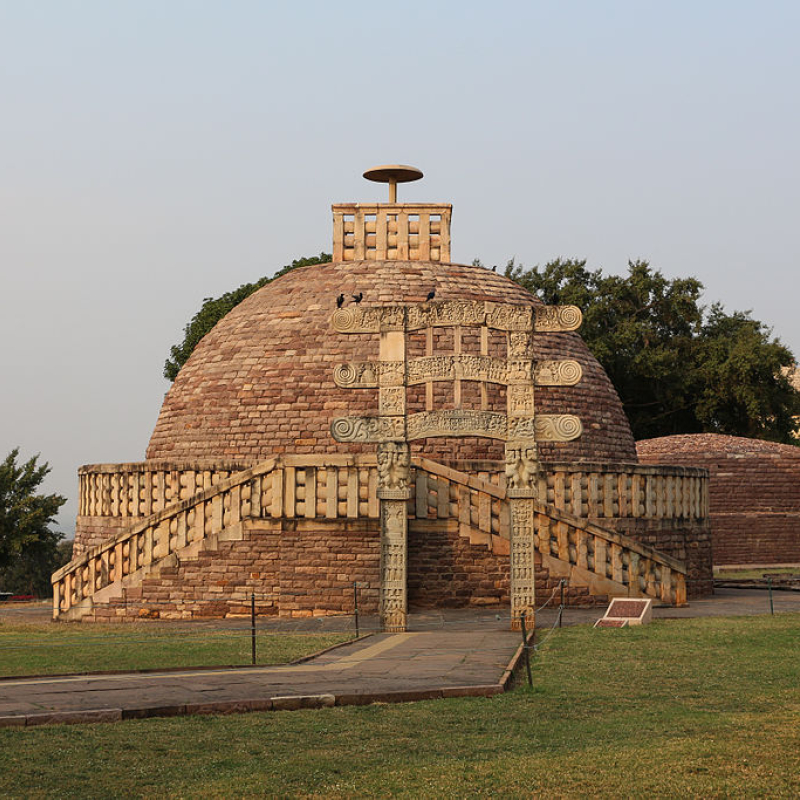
[53,457,688,621]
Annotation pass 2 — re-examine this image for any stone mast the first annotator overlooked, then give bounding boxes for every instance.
[331,166,583,631]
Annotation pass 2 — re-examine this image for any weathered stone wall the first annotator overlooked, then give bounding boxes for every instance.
[96,520,382,621]
[74,517,137,559]
[82,518,608,621]
[637,434,800,566]
[407,520,509,608]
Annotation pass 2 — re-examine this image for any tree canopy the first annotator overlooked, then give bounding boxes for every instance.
[507,258,800,442]
[0,449,67,595]
[163,253,331,381]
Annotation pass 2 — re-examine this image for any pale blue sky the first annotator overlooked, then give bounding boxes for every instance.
[1,1,798,532]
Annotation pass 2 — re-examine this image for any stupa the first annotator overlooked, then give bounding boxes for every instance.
[54,167,713,627]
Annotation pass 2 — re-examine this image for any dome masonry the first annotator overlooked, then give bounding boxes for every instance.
[146,169,637,464]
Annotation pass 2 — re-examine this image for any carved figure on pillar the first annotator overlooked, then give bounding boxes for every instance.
[504,445,540,492]
[377,441,411,496]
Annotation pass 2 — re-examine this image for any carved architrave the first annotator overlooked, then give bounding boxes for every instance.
[405,300,534,332]
[380,500,408,632]
[406,300,487,331]
[507,415,582,442]
[406,410,508,442]
[332,305,405,334]
[531,414,583,442]
[533,360,583,386]
[534,305,583,332]
[484,302,533,332]
[333,361,404,388]
[330,416,405,443]
[406,354,512,385]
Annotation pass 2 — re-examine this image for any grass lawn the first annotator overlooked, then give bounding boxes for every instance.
[1,613,799,798]
[714,566,799,580]
[0,622,352,676]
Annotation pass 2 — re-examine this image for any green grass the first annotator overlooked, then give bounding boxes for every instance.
[714,566,799,580]
[0,622,352,676]
[2,613,799,798]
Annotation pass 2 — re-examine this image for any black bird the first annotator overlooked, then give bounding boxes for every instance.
[336,293,345,308]
[491,265,497,272]
[426,289,436,301]
[352,292,363,303]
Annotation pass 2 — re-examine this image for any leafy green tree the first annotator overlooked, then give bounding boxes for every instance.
[506,258,800,442]
[0,535,72,597]
[0,449,66,595]
[164,253,332,381]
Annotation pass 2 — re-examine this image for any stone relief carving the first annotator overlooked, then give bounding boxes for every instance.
[332,305,405,333]
[532,414,583,441]
[504,446,540,490]
[377,442,410,493]
[534,305,583,332]
[508,331,532,358]
[406,354,510,385]
[507,360,534,384]
[406,300,487,331]
[333,361,405,388]
[533,360,583,386]
[484,302,533,332]
[406,410,508,442]
[508,385,535,415]
[379,387,406,415]
[330,416,405,443]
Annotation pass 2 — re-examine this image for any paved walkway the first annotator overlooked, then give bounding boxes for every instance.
[2,589,799,727]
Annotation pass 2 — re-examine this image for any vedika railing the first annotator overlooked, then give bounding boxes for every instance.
[58,457,693,619]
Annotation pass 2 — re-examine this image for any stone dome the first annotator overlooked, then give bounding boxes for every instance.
[637,434,800,565]
[147,260,637,464]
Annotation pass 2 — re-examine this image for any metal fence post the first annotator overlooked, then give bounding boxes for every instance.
[251,592,257,665]
[519,611,533,688]
[353,581,360,638]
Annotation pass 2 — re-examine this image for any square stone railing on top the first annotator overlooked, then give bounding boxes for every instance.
[331,203,452,262]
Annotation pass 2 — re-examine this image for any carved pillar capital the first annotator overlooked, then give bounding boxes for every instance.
[376,441,411,500]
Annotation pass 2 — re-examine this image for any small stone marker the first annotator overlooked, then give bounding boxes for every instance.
[594,597,653,628]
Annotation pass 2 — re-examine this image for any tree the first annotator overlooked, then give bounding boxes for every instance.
[0,535,72,598]
[506,258,800,442]
[164,253,332,380]
[0,449,66,596]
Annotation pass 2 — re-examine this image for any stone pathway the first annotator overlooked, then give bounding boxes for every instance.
[0,615,521,727]
[2,589,799,727]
